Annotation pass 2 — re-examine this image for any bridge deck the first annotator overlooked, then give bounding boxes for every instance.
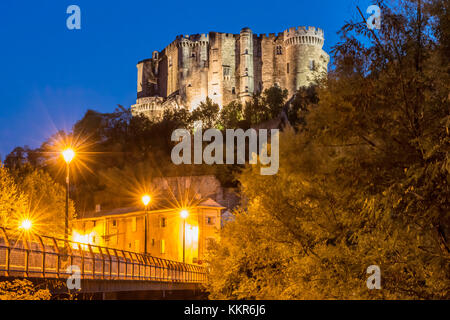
[0,227,207,292]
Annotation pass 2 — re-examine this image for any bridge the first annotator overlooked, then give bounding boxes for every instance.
[0,227,207,299]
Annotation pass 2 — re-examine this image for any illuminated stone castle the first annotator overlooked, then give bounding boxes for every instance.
[131,26,329,120]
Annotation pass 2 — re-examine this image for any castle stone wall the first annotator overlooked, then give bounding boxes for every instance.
[132,26,329,120]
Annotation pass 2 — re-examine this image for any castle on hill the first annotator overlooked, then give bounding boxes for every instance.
[131,26,329,120]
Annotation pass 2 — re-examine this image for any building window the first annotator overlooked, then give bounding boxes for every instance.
[160,239,165,254]
[276,46,282,55]
[232,87,236,94]
[168,57,172,67]
[244,49,248,54]
[160,217,167,228]
[206,216,215,225]
[132,217,137,232]
[287,63,289,74]
[151,239,155,246]
[112,220,117,227]
[309,59,316,71]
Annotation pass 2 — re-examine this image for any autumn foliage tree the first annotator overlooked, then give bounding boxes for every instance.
[206,0,449,299]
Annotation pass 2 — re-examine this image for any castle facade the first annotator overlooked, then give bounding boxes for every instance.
[131,26,329,120]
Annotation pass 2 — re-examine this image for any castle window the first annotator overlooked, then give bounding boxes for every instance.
[287,63,290,74]
[309,59,316,71]
[244,49,248,54]
[276,46,282,55]
[168,57,172,67]
[232,87,236,94]
[223,66,231,80]
[160,217,167,228]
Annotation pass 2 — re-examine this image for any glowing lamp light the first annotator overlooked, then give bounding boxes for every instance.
[72,231,95,250]
[142,195,151,206]
[20,219,32,231]
[180,210,189,219]
[62,148,75,164]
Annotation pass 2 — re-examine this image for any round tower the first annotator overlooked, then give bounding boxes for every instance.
[239,27,254,103]
[284,26,327,95]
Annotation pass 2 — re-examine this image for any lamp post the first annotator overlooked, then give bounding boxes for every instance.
[62,148,75,241]
[180,210,188,263]
[142,195,151,255]
[19,219,32,231]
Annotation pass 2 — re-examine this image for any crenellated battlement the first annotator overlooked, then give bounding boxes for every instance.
[284,26,324,37]
[176,33,209,47]
[283,26,324,47]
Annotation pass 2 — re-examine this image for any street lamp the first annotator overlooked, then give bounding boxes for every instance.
[142,195,151,255]
[180,209,188,263]
[19,219,32,231]
[62,148,75,241]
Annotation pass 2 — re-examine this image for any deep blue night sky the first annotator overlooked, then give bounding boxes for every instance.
[0,0,373,159]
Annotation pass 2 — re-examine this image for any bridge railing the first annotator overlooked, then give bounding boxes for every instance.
[0,227,206,283]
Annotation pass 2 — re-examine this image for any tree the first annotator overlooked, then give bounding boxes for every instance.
[17,167,75,238]
[191,97,220,129]
[0,279,51,300]
[243,86,288,126]
[0,164,28,229]
[206,0,449,299]
[219,101,244,129]
[287,86,319,128]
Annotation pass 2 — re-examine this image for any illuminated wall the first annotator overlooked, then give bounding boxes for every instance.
[72,205,222,264]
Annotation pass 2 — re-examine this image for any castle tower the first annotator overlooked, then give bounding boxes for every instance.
[284,26,327,96]
[197,34,209,109]
[239,27,254,103]
[178,36,191,106]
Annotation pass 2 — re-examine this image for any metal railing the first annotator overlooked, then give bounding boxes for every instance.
[0,227,206,283]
